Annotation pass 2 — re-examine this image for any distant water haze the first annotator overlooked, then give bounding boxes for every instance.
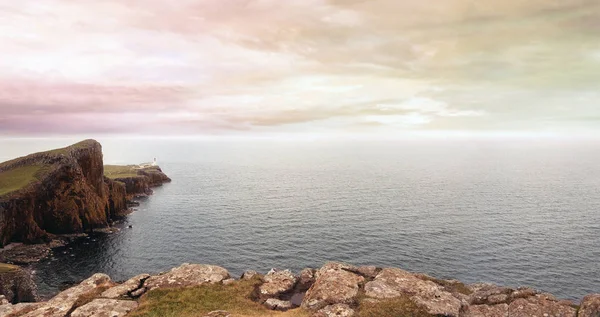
[1,137,599,300]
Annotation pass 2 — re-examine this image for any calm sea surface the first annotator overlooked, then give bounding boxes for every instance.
[1,137,599,300]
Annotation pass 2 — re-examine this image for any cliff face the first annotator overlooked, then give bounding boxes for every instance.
[110,166,172,199]
[0,264,37,304]
[0,140,129,247]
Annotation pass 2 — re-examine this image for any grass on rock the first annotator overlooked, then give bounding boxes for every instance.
[129,278,310,317]
[416,274,473,295]
[358,296,432,317]
[103,165,142,179]
[0,263,19,274]
[0,164,50,196]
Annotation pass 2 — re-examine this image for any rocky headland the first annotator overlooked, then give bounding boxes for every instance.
[0,140,171,302]
[0,139,170,248]
[0,261,599,317]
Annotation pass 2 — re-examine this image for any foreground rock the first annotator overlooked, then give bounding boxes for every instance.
[144,264,229,290]
[0,264,37,304]
[302,262,364,311]
[364,267,462,316]
[101,274,150,299]
[70,299,138,317]
[264,298,293,311]
[20,273,113,317]
[313,303,355,317]
[508,295,577,317]
[298,268,317,291]
[579,294,600,317]
[259,269,298,299]
[0,302,41,317]
[241,270,260,280]
[2,262,598,317]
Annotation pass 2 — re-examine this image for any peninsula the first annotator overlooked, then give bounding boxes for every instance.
[0,139,170,248]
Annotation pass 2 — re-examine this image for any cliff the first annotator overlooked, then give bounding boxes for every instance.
[0,140,170,247]
[1,262,599,317]
[104,165,172,198]
[0,264,36,305]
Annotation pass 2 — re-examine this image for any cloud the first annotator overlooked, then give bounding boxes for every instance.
[0,0,599,135]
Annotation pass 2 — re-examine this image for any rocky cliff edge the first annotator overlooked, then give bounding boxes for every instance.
[0,140,170,247]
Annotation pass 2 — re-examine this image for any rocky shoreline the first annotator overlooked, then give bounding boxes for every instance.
[1,261,598,317]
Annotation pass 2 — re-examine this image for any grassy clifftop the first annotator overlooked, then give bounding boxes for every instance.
[0,140,99,198]
[0,140,127,246]
[104,165,150,179]
[0,140,170,246]
[0,165,49,196]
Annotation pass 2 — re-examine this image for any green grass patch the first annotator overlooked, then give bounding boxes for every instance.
[0,164,50,196]
[0,263,19,273]
[358,297,432,317]
[45,139,98,156]
[104,165,142,179]
[129,278,309,317]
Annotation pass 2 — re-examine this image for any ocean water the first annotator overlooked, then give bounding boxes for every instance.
[1,137,599,301]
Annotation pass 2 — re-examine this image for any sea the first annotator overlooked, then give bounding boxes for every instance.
[1,136,599,301]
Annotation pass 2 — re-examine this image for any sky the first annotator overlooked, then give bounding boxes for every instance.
[1,0,599,137]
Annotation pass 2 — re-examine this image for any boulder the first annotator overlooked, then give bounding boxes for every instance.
[468,285,513,305]
[101,274,149,299]
[579,294,600,317]
[144,264,229,290]
[259,269,297,298]
[314,263,358,279]
[467,283,496,293]
[0,295,7,306]
[22,273,113,317]
[509,287,538,300]
[0,264,37,303]
[464,304,508,317]
[70,299,138,317]
[364,268,461,317]
[241,270,260,280]
[508,295,576,317]
[298,268,316,291]
[302,262,364,311]
[222,278,236,285]
[264,298,293,311]
[312,303,356,317]
[0,302,42,317]
[356,266,379,279]
[130,287,146,298]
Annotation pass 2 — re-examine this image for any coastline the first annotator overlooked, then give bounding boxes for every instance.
[2,261,599,317]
